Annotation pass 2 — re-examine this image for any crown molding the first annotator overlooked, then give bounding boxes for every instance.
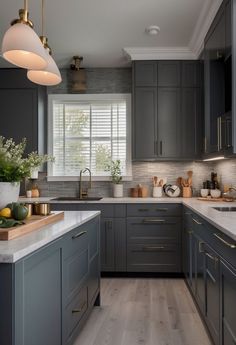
[123,47,197,61]
[124,0,224,62]
[189,0,223,57]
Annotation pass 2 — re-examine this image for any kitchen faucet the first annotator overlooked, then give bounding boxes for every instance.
[79,168,92,199]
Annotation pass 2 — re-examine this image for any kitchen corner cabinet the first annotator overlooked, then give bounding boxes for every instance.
[0,216,100,345]
[204,0,233,158]
[132,60,203,161]
[0,68,46,154]
[183,206,236,345]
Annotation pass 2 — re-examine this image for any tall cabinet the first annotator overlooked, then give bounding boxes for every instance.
[132,60,203,161]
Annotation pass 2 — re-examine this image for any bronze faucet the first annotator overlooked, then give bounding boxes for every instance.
[79,168,92,199]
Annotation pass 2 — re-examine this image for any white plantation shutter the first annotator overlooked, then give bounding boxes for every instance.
[49,94,130,178]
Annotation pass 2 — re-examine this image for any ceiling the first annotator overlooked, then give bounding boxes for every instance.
[0,0,222,68]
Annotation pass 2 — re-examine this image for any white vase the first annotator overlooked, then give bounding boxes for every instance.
[0,182,20,209]
[30,168,39,179]
[113,184,123,198]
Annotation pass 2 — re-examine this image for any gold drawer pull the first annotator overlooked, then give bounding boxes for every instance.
[192,218,202,225]
[156,208,168,212]
[72,231,87,239]
[138,208,149,212]
[205,252,218,262]
[143,246,165,251]
[72,301,87,314]
[213,233,236,249]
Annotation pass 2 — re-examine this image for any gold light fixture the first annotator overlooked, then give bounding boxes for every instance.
[1,0,48,69]
[70,56,86,92]
[27,0,62,86]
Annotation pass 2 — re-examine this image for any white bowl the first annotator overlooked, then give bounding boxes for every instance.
[200,189,209,197]
[210,189,221,198]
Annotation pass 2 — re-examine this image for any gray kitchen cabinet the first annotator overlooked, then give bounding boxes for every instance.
[51,203,126,272]
[158,61,181,87]
[182,211,193,287]
[220,261,236,345]
[132,60,203,160]
[133,61,157,86]
[0,69,46,155]
[157,87,181,158]
[194,234,205,315]
[132,87,157,160]
[181,88,203,158]
[0,215,100,345]
[204,243,220,345]
[15,239,62,345]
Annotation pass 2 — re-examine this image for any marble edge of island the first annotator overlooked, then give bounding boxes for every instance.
[0,210,100,264]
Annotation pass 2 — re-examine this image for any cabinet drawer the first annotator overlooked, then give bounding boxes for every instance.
[51,203,113,217]
[127,217,181,244]
[127,243,180,272]
[63,285,88,343]
[63,224,89,259]
[127,204,181,217]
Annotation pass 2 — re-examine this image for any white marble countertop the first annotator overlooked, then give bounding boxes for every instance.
[0,211,100,264]
[18,196,236,242]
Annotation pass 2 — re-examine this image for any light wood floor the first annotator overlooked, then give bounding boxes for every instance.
[74,278,212,345]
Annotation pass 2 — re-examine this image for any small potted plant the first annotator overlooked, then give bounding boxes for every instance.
[27,151,55,179]
[106,159,123,198]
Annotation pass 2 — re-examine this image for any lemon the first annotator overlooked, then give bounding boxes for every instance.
[0,207,12,218]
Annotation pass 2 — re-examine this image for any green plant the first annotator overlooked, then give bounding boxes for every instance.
[0,137,55,182]
[105,159,122,184]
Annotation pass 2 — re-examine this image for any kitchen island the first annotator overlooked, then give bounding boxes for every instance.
[0,210,100,345]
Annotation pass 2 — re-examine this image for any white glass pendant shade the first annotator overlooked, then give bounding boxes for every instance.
[27,50,61,86]
[1,23,48,69]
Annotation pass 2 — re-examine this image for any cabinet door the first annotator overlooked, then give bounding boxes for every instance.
[204,244,220,345]
[221,261,236,345]
[114,218,127,271]
[182,61,201,87]
[181,88,202,158]
[158,88,181,158]
[0,89,38,154]
[134,61,157,86]
[133,87,157,159]
[204,6,225,154]
[100,218,115,271]
[195,236,205,315]
[158,61,181,87]
[15,240,62,345]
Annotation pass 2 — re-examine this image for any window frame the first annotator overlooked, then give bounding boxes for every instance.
[47,93,132,181]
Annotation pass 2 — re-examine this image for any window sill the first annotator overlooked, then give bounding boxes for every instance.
[47,176,133,182]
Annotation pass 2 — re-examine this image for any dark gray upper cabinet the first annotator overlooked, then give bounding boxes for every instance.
[0,69,46,154]
[204,0,233,157]
[182,61,202,87]
[157,87,181,158]
[133,87,157,159]
[133,61,157,86]
[158,61,181,87]
[132,60,202,161]
[181,88,202,158]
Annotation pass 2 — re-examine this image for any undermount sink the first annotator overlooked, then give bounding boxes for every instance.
[52,196,103,201]
[213,207,236,212]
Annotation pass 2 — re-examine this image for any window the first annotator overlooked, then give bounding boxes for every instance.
[48,94,131,180]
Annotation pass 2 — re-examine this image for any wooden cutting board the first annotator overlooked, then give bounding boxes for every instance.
[0,212,64,241]
[197,197,224,202]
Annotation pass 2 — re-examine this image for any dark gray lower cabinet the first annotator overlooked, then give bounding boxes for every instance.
[221,261,236,345]
[183,206,236,345]
[0,216,100,345]
[101,218,115,271]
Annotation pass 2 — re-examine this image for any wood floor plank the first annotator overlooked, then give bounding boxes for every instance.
[73,278,212,345]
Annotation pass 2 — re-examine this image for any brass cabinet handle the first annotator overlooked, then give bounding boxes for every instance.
[156,208,168,212]
[72,230,87,239]
[188,230,193,234]
[160,140,163,156]
[143,219,165,224]
[138,208,149,212]
[143,246,165,251]
[72,301,87,314]
[204,137,207,153]
[219,116,222,150]
[213,233,236,249]
[192,218,202,226]
[217,117,220,151]
[205,252,218,262]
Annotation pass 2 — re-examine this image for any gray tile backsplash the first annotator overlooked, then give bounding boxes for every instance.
[32,161,214,198]
[213,159,236,188]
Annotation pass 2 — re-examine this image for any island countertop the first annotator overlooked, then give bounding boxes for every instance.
[0,211,100,263]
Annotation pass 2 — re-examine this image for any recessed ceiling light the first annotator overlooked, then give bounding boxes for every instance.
[145,25,160,36]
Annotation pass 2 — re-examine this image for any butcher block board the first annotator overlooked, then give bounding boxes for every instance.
[0,212,64,241]
[197,197,224,202]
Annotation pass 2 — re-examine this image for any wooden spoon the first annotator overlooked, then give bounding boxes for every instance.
[187,171,193,187]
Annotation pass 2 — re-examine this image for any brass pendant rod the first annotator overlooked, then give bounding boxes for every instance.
[24,0,28,11]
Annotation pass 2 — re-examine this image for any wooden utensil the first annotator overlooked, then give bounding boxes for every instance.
[187,171,193,187]
[176,177,182,187]
[159,179,163,187]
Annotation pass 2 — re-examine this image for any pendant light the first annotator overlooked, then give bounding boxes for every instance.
[27,0,61,86]
[1,0,48,69]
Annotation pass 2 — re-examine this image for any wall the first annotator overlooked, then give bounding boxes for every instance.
[213,159,236,188]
